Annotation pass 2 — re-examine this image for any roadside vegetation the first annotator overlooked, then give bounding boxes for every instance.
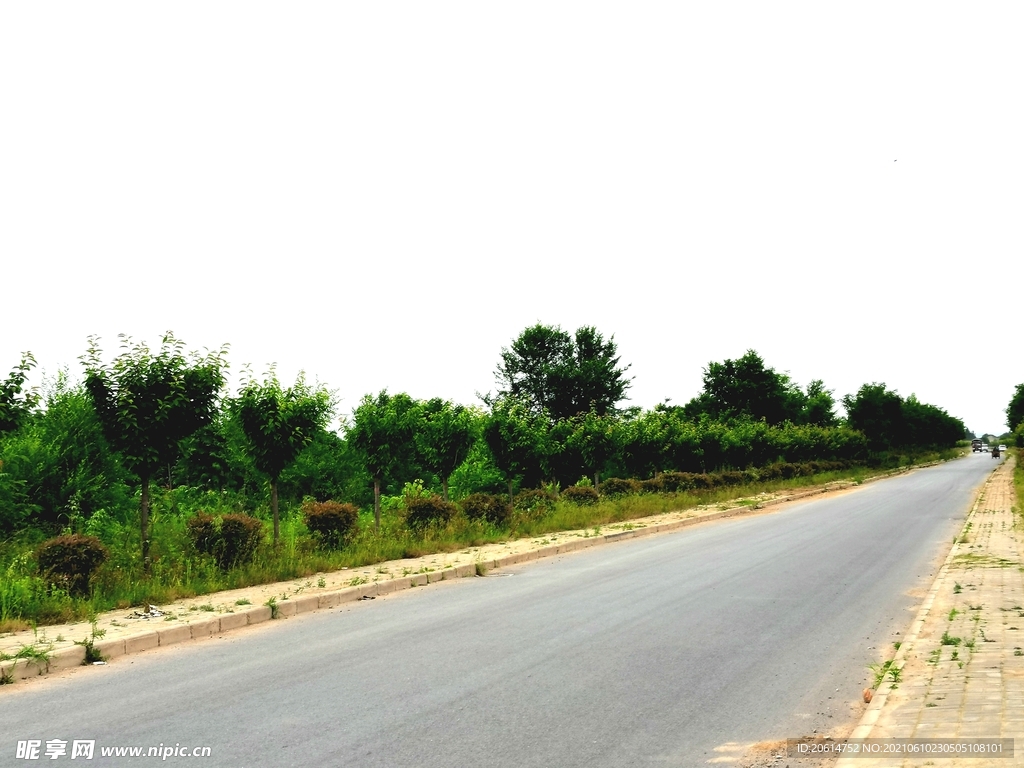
[1,327,969,629]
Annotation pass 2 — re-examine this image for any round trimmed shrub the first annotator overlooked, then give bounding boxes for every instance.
[514,489,557,516]
[599,478,640,497]
[461,493,511,526]
[658,472,695,492]
[35,534,108,597]
[187,512,263,569]
[186,512,218,556]
[406,495,457,529]
[562,485,599,505]
[639,477,664,494]
[218,514,264,569]
[718,470,746,487]
[303,500,359,547]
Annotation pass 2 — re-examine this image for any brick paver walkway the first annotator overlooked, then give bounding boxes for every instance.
[836,455,1023,767]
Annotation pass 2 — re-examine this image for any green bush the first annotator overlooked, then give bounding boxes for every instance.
[186,512,263,569]
[35,534,108,597]
[658,472,696,492]
[718,470,747,487]
[185,512,219,556]
[638,477,663,493]
[513,489,557,514]
[218,514,264,569]
[599,478,640,496]
[561,485,599,505]
[460,493,511,525]
[302,500,359,547]
[406,495,457,529]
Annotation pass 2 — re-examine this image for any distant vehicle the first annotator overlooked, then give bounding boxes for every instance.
[992,446,1001,458]
[972,439,983,452]
[999,444,1007,451]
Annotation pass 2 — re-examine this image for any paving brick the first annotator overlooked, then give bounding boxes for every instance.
[292,595,319,614]
[244,606,273,624]
[219,612,247,631]
[49,645,86,671]
[124,633,159,654]
[157,625,192,647]
[317,591,342,608]
[93,638,126,660]
[189,619,219,639]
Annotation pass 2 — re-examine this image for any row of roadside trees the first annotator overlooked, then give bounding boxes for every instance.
[1,326,969,574]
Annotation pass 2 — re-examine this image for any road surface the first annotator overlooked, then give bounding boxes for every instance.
[1,455,999,767]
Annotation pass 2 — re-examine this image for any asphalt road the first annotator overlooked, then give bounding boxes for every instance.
[1,454,1001,767]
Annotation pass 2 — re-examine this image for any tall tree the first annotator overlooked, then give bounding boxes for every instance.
[482,397,549,502]
[841,383,904,451]
[493,324,631,421]
[414,399,476,501]
[232,371,334,544]
[1007,383,1024,432]
[684,350,802,425]
[348,390,417,533]
[82,333,227,572]
[802,379,838,427]
[0,352,38,434]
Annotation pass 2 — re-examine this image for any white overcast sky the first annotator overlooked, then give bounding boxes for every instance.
[2,2,1021,435]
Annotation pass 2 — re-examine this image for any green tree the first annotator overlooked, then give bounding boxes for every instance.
[482,397,549,503]
[493,324,631,420]
[1007,383,1024,432]
[842,383,904,451]
[348,390,418,533]
[414,399,476,501]
[565,411,619,488]
[683,350,803,426]
[1,352,38,434]
[232,371,334,544]
[82,333,227,572]
[802,379,838,427]
[0,373,132,532]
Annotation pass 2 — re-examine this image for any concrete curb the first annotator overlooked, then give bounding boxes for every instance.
[0,457,958,685]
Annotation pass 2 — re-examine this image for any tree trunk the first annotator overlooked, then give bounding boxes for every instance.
[441,477,449,502]
[594,471,600,490]
[271,478,280,545]
[374,477,381,534]
[140,474,151,575]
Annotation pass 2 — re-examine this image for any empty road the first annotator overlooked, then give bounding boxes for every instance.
[1,455,999,767]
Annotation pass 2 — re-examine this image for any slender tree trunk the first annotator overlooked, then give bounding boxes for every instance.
[140,474,151,575]
[271,478,280,545]
[594,470,600,490]
[374,477,381,534]
[441,477,449,502]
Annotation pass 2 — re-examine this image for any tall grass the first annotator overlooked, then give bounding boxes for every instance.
[0,451,956,628]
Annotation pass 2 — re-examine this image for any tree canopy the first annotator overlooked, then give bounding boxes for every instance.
[232,371,334,543]
[493,324,631,421]
[348,390,418,531]
[82,333,227,570]
[683,350,834,426]
[1007,383,1024,431]
[1,352,38,434]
